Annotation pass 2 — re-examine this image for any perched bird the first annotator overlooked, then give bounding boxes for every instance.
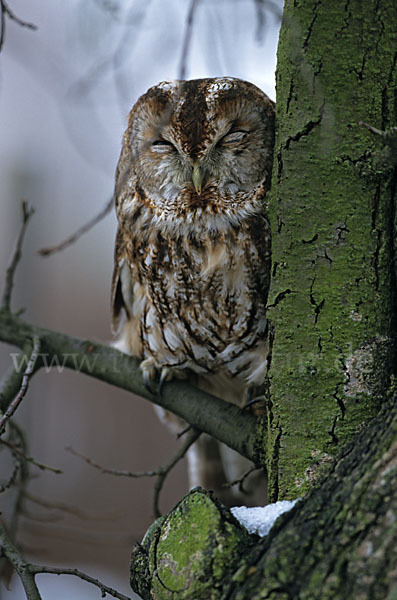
[112,77,275,505]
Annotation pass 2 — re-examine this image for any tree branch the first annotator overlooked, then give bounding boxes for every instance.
[153,427,201,516]
[1,438,63,474]
[0,0,37,53]
[1,201,34,312]
[0,356,26,413]
[178,0,200,80]
[0,521,42,600]
[0,519,132,600]
[29,566,132,600]
[0,310,260,464]
[38,196,114,257]
[0,336,41,434]
[68,427,201,516]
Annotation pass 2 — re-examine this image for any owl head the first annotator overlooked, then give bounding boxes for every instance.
[116,77,275,223]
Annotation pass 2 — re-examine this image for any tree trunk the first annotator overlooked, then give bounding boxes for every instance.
[265,0,397,501]
[130,1,397,598]
[130,394,397,600]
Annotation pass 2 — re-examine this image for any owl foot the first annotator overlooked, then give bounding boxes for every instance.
[140,358,158,394]
[242,390,266,412]
[139,359,176,396]
[158,367,174,395]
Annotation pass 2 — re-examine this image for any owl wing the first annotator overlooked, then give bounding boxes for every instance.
[111,224,134,334]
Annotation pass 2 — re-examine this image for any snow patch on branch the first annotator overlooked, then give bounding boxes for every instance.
[231,499,299,537]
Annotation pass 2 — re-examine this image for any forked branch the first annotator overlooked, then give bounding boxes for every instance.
[0,519,132,600]
[68,427,201,517]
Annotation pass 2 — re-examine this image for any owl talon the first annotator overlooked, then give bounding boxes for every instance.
[242,394,266,411]
[140,358,158,395]
[158,367,173,395]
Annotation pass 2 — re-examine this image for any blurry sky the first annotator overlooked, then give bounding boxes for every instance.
[0,1,282,598]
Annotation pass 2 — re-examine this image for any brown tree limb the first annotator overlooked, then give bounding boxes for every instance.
[0,309,260,464]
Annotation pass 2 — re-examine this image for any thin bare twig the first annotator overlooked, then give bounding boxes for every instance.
[253,0,283,42]
[5,422,30,541]
[1,201,34,312]
[153,427,201,518]
[0,455,20,494]
[0,356,25,413]
[223,466,259,494]
[178,0,200,80]
[0,337,41,434]
[66,446,160,478]
[1,439,63,474]
[0,519,132,600]
[67,427,202,517]
[0,520,42,599]
[38,196,114,257]
[24,491,118,521]
[29,566,132,600]
[0,0,37,53]
[254,0,267,43]
[153,427,201,517]
[1,1,37,29]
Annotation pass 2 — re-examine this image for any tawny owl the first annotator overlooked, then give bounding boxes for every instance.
[111,77,275,505]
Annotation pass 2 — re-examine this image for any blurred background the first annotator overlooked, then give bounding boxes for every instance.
[0,1,281,597]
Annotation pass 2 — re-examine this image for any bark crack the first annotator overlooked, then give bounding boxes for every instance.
[303,0,322,49]
[302,233,318,244]
[309,277,325,324]
[267,289,293,308]
[284,113,323,151]
[333,0,352,39]
[286,80,294,114]
[371,183,382,292]
[328,415,339,444]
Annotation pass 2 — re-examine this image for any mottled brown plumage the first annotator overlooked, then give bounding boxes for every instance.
[112,77,275,504]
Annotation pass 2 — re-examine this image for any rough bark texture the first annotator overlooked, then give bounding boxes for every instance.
[132,394,397,599]
[265,0,397,501]
[130,489,256,600]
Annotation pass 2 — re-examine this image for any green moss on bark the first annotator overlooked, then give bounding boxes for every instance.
[266,0,397,500]
[130,488,255,600]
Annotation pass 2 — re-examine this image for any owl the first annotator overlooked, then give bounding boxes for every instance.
[112,77,275,505]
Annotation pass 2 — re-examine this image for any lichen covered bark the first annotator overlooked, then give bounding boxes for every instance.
[265,0,397,500]
[131,395,397,599]
[130,488,255,600]
[223,394,397,600]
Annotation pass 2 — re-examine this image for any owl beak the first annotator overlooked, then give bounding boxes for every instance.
[192,163,204,195]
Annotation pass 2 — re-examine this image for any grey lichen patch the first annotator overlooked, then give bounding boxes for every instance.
[130,488,255,600]
[344,337,393,399]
